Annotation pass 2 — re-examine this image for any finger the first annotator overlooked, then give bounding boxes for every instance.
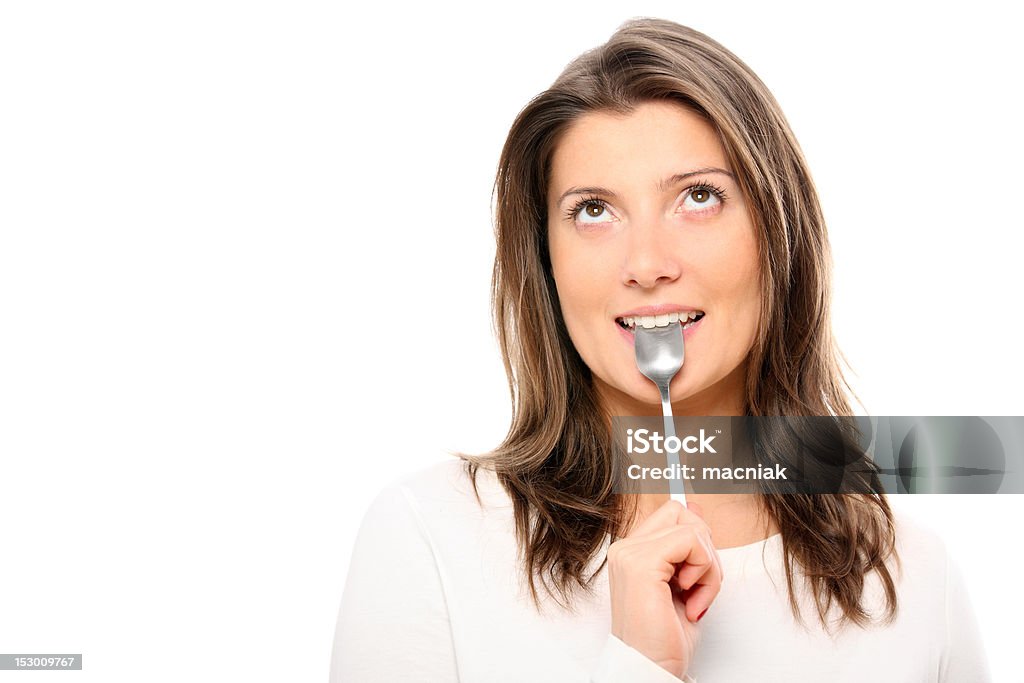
[628,520,707,554]
[674,501,723,584]
[654,525,715,569]
[710,544,724,586]
[617,524,714,586]
[620,519,715,569]
[673,533,718,590]
[682,579,720,623]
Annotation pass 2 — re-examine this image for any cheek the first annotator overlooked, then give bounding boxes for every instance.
[551,261,601,326]
[724,242,763,337]
[549,237,611,338]
[703,229,762,326]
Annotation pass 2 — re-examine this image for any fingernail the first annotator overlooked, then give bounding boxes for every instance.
[697,608,708,622]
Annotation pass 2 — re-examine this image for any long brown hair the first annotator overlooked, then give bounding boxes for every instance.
[457,17,898,630]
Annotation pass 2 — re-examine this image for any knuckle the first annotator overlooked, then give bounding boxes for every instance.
[687,512,710,530]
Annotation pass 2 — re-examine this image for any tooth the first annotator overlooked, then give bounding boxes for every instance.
[655,314,669,327]
[625,316,634,327]
[667,312,679,323]
[688,311,697,319]
[640,316,656,329]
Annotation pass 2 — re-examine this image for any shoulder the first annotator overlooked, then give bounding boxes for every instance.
[885,505,992,678]
[385,456,513,515]
[357,457,515,545]
[885,504,963,613]
[350,457,529,601]
[891,506,950,564]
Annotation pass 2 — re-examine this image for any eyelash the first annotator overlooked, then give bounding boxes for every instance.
[563,180,730,223]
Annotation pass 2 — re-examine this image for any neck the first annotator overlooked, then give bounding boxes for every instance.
[624,490,779,549]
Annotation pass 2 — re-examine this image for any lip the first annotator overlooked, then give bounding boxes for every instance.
[616,311,705,344]
[614,303,705,319]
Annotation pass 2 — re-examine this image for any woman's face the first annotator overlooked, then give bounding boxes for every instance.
[546,100,762,415]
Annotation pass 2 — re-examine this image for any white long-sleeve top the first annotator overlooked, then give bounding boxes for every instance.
[330,458,991,682]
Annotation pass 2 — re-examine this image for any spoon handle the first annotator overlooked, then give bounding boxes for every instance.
[659,385,688,507]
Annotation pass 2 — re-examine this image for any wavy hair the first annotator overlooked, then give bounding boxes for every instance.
[457,17,898,631]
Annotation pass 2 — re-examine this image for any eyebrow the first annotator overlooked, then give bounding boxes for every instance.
[555,167,736,207]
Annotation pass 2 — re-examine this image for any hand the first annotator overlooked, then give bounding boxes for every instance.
[606,499,722,678]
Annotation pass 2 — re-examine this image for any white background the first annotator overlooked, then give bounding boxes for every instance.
[1,1,1021,681]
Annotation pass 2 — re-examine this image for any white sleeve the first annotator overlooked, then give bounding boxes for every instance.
[590,633,696,683]
[330,484,459,682]
[938,550,991,682]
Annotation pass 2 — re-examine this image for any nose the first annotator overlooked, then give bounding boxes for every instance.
[622,221,683,289]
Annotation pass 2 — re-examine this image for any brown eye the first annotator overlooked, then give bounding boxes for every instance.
[572,199,613,224]
[682,186,722,212]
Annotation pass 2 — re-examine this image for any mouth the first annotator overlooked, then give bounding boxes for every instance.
[615,310,705,333]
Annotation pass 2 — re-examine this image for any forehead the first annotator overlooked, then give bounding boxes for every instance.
[548,101,727,199]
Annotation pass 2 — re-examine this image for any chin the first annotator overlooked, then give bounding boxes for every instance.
[603,374,667,413]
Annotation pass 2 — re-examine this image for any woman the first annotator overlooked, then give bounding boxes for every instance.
[330,18,989,682]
